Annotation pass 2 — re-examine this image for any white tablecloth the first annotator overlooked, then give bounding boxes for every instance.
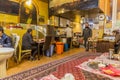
[76,53,120,80]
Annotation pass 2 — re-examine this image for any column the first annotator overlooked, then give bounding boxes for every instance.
[112,0,118,30]
[73,14,82,33]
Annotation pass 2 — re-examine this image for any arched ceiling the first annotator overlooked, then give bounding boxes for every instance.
[8,0,120,11]
[49,0,100,21]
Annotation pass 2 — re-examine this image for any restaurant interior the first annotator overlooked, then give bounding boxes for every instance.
[0,0,120,80]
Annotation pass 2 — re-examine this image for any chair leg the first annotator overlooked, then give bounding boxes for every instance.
[42,51,44,56]
[14,55,19,64]
[6,60,8,69]
[43,50,46,56]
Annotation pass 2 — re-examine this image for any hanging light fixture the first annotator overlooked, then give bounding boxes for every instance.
[25,0,32,6]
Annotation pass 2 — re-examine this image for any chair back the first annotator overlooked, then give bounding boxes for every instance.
[11,33,17,47]
[11,34,20,55]
[11,34,20,48]
[18,36,32,62]
[14,36,20,50]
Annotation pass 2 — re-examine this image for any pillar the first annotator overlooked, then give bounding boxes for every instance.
[73,14,82,33]
[112,0,118,30]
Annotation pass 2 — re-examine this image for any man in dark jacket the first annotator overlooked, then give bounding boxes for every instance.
[0,26,12,47]
[82,22,92,51]
[112,30,120,54]
[22,28,37,60]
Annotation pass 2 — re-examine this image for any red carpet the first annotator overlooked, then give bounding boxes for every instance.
[52,56,96,80]
[3,52,111,80]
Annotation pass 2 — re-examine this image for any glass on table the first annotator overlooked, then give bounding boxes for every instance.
[109,49,114,59]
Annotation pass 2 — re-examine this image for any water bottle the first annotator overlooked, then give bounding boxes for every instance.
[109,49,114,59]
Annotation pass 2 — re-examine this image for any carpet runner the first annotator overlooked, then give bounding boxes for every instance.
[52,56,95,80]
[2,52,111,80]
[51,55,111,80]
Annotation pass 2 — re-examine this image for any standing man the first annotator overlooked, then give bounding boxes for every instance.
[65,24,73,49]
[22,28,37,60]
[82,22,92,51]
[0,26,12,47]
[112,30,120,54]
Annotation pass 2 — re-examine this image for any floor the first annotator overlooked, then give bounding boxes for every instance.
[7,48,85,77]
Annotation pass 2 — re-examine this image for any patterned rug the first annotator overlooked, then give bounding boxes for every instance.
[51,55,112,80]
[2,52,111,80]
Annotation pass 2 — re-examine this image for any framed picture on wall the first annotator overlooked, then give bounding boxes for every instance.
[39,15,45,23]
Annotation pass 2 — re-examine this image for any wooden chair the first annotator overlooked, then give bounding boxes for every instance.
[18,38,31,62]
[7,34,20,69]
[12,34,20,63]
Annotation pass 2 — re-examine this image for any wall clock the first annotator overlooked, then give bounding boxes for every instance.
[98,14,105,21]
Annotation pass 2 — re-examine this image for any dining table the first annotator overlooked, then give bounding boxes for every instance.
[96,40,115,53]
[88,39,115,53]
[35,39,45,60]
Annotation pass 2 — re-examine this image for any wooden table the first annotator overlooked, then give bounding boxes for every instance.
[88,39,115,53]
[96,40,115,53]
[35,39,45,60]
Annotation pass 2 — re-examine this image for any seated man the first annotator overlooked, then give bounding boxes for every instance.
[113,30,120,54]
[22,28,37,60]
[0,26,12,47]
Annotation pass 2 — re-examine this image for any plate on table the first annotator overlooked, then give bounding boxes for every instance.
[87,61,100,69]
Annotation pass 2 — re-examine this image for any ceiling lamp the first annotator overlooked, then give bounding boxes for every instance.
[25,0,32,6]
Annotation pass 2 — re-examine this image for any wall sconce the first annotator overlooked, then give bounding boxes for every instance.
[81,16,85,24]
